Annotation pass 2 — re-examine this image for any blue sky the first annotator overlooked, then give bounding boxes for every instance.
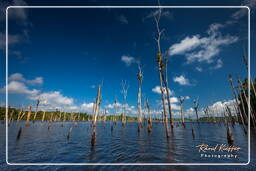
[0,0,255,118]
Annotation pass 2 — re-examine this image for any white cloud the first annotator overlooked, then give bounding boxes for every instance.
[207,99,237,117]
[169,35,201,56]
[1,81,39,95]
[81,102,94,113]
[117,15,128,24]
[152,85,174,95]
[173,75,190,86]
[230,0,255,21]
[168,23,238,64]
[30,91,74,109]
[0,33,22,50]
[195,66,203,72]
[9,73,43,85]
[171,103,181,111]
[121,55,135,66]
[211,59,223,70]
[170,97,179,103]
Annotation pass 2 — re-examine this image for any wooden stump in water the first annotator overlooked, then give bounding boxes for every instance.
[227,126,234,145]
[192,128,195,139]
[111,125,114,133]
[91,129,96,147]
[16,127,22,141]
[67,127,72,140]
[147,126,152,134]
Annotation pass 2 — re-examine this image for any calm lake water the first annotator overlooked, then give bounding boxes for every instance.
[0,121,256,170]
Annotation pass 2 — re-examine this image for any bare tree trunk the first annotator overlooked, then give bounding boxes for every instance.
[193,98,199,123]
[154,8,169,138]
[33,99,40,122]
[92,85,101,127]
[179,96,186,128]
[238,78,256,127]
[163,57,174,129]
[146,99,152,133]
[17,109,22,122]
[42,110,46,122]
[137,65,143,131]
[228,75,247,133]
[25,105,32,127]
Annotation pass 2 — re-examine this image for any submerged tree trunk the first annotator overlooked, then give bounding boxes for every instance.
[146,99,152,133]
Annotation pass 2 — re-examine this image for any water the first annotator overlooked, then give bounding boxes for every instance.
[0,121,255,170]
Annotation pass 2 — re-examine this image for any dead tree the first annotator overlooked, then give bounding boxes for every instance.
[8,110,14,124]
[121,80,129,127]
[203,106,210,122]
[114,97,118,125]
[237,77,256,127]
[225,105,235,127]
[41,104,48,123]
[33,99,40,122]
[179,96,186,128]
[162,54,174,129]
[242,55,256,97]
[146,98,152,133]
[137,64,143,131]
[25,105,32,127]
[193,98,199,123]
[153,7,169,138]
[92,84,102,127]
[228,75,247,133]
[17,108,23,123]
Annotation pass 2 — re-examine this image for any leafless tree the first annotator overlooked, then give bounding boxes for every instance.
[193,97,199,123]
[137,64,143,131]
[153,6,169,138]
[121,80,129,126]
[178,96,186,128]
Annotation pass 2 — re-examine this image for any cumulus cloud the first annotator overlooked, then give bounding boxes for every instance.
[1,81,39,95]
[81,102,94,113]
[9,73,43,85]
[30,91,74,106]
[152,85,174,95]
[121,55,135,66]
[207,99,237,117]
[173,75,190,86]
[169,35,201,56]
[168,23,238,64]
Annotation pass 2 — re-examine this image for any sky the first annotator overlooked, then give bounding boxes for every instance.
[0,0,255,119]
